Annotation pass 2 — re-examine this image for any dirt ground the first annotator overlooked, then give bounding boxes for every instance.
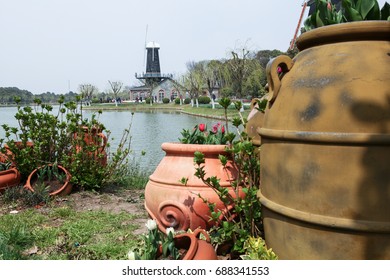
[0,188,149,235]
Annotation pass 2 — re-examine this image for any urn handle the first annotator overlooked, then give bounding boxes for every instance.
[266,55,293,104]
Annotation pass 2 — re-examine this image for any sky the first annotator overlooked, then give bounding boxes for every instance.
[0,0,386,95]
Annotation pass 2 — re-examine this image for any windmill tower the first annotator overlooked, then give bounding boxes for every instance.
[145,42,161,78]
[135,41,172,87]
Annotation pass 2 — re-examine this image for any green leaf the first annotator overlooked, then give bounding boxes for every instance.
[381,2,390,20]
[342,0,363,21]
[315,10,325,27]
[360,0,376,19]
[366,1,380,20]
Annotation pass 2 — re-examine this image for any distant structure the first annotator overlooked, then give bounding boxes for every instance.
[130,41,185,102]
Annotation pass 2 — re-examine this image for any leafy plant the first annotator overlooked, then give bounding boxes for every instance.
[128,219,180,260]
[0,161,12,172]
[179,122,235,145]
[240,236,278,260]
[190,100,263,257]
[0,96,135,191]
[304,0,390,31]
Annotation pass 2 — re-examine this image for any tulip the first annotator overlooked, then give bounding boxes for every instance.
[199,123,206,132]
[145,219,157,231]
[327,1,332,11]
[166,227,175,236]
[127,250,136,260]
[212,124,218,134]
[221,125,225,134]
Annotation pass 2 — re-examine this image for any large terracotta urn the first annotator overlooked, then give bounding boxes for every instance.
[258,21,390,259]
[145,142,240,232]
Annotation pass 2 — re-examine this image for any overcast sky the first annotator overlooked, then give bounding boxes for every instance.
[0,0,386,95]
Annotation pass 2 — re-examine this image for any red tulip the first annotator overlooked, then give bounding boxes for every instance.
[199,123,206,132]
[221,125,225,134]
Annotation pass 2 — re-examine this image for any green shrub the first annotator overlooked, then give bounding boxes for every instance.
[198,96,211,104]
[145,97,153,104]
[240,237,278,260]
[0,97,134,192]
[174,98,181,105]
[162,98,170,104]
[184,98,191,104]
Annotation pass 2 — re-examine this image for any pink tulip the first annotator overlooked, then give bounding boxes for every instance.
[212,124,218,134]
[327,1,332,10]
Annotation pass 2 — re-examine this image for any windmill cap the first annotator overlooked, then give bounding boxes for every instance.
[146,41,160,48]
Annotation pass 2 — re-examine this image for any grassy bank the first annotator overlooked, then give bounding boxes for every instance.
[86,101,251,120]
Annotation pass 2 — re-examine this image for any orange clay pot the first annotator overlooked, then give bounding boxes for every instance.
[3,141,34,162]
[25,164,72,196]
[175,228,218,260]
[74,126,108,166]
[145,142,242,232]
[0,152,21,193]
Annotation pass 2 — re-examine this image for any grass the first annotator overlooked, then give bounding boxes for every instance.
[0,206,142,260]
[0,159,149,260]
[87,101,251,121]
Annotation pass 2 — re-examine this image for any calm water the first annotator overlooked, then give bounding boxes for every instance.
[0,106,218,172]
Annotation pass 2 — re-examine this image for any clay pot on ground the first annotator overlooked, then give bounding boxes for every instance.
[145,142,242,232]
[258,21,390,259]
[3,141,34,162]
[74,126,108,166]
[0,153,21,193]
[173,228,218,260]
[25,164,72,196]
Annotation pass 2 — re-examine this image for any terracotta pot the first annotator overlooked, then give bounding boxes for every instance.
[0,152,21,193]
[0,168,21,193]
[145,142,242,232]
[246,98,264,147]
[174,228,218,260]
[258,21,390,259]
[3,141,34,162]
[74,126,108,166]
[25,164,72,196]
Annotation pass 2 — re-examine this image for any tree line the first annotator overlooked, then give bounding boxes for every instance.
[178,48,297,101]
[0,47,298,105]
[0,87,80,105]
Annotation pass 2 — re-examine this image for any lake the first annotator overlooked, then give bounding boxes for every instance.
[0,106,220,172]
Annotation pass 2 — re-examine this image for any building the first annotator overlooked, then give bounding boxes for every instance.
[129,42,186,102]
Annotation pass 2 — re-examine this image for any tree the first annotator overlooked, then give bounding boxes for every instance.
[108,80,123,107]
[255,49,285,69]
[183,61,204,107]
[225,48,258,99]
[78,84,98,106]
[243,68,266,99]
